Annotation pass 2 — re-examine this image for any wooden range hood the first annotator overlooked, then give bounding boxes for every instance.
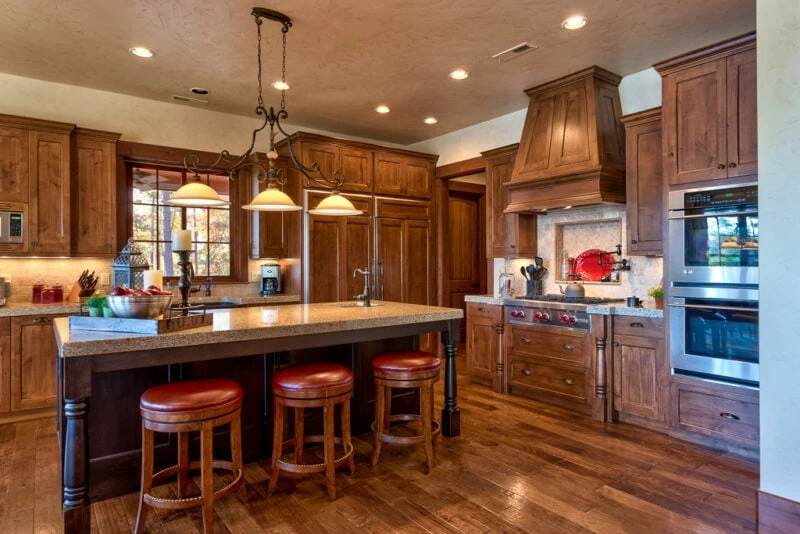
[505,66,626,213]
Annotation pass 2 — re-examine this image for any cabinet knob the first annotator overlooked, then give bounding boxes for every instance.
[478,306,485,312]
[717,163,726,170]
[631,239,638,244]
[630,322,644,328]
[521,369,532,376]
[561,343,574,351]
[613,341,620,347]
[729,162,737,168]
[521,337,531,344]
[32,317,51,324]
[719,412,740,421]
[510,244,516,248]
[562,378,575,386]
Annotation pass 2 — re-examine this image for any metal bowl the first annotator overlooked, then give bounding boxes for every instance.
[106,295,173,319]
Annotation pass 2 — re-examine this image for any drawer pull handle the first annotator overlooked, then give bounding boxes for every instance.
[478,306,485,312]
[521,369,532,376]
[33,317,51,324]
[562,378,575,386]
[561,343,574,351]
[630,322,644,328]
[521,337,531,344]
[719,412,740,421]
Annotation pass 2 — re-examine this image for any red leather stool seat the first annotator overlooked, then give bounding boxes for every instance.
[371,351,441,373]
[272,363,354,393]
[140,378,243,414]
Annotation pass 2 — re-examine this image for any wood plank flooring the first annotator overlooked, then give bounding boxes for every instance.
[0,358,759,533]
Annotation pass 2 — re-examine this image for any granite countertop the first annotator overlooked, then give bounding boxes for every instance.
[55,301,463,358]
[464,294,506,305]
[464,294,664,319]
[0,294,301,318]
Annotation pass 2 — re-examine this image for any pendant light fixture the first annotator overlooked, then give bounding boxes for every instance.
[164,173,229,207]
[174,7,361,216]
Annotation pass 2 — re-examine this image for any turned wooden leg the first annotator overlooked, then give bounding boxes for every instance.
[200,421,214,534]
[421,382,434,474]
[63,395,91,534]
[134,423,154,534]
[372,381,385,467]
[294,407,305,464]
[441,337,461,438]
[384,384,392,433]
[268,398,284,495]
[341,396,355,475]
[429,382,437,445]
[230,411,246,502]
[323,402,336,500]
[177,431,189,498]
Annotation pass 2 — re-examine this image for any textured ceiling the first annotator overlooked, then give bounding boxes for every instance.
[0,0,755,144]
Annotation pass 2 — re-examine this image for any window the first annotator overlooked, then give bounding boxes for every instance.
[130,165,235,279]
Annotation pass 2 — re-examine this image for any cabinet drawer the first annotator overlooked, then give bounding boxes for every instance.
[467,302,502,322]
[677,388,759,445]
[613,316,664,339]
[510,326,587,366]
[511,358,587,401]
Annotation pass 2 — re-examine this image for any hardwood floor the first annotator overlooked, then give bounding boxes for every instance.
[0,357,759,533]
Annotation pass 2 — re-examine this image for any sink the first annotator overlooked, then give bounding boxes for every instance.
[196,297,244,310]
[337,301,384,308]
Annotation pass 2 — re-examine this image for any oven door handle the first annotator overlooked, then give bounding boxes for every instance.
[668,303,758,313]
[668,210,758,220]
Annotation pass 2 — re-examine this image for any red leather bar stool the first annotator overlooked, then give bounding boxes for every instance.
[269,363,355,500]
[371,351,441,473]
[134,378,246,534]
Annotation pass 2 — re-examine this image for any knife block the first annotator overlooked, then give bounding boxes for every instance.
[66,283,94,303]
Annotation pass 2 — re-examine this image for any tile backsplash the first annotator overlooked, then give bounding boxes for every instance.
[493,205,663,301]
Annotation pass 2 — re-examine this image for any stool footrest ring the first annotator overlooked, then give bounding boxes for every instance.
[143,461,243,510]
[372,414,441,445]
[275,436,355,474]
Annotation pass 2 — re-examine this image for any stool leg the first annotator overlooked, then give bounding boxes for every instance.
[323,402,336,500]
[230,410,247,502]
[341,396,355,475]
[177,431,189,498]
[268,398,283,495]
[200,421,214,534]
[372,381,385,467]
[294,407,304,464]
[134,422,153,534]
[421,382,434,474]
[384,385,392,433]
[430,381,438,445]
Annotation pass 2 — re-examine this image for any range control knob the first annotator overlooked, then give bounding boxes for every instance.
[568,316,577,324]
[517,310,526,318]
[560,314,570,323]
[534,312,543,320]
[541,312,550,322]
[510,310,519,318]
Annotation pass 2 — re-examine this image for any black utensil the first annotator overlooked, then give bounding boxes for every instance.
[526,265,536,280]
[520,266,529,280]
[534,256,543,268]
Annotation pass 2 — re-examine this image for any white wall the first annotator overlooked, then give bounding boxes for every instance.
[618,68,663,115]
[757,0,800,503]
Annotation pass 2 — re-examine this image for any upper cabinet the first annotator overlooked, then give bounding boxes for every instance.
[621,109,664,256]
[374,152,434,199]
[70,128,121,256]
[0,125,30,204]
[300,140,373,193]
[655,33,757,186]
[506,67,626,212]
[481,144,537,257]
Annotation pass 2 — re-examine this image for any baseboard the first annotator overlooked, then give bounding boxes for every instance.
[758,490,800,533]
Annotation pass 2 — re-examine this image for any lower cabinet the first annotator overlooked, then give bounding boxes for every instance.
[465,302,502,390]
[0,318,10,413]
[9,315,59,414]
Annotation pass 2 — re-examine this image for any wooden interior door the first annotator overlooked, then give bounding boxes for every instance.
[447,191,483,341]
[726,48,758,178]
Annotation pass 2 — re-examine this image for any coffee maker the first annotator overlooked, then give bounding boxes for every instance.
[260,261,282,296]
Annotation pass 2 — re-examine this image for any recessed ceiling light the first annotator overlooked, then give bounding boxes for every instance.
[191,87,209,95]
[449,69,469,80]
[375,105,391,114]
[424,117,438,125]
[271,81,290,90]
[561,15,589,30]
[129,46,154,58]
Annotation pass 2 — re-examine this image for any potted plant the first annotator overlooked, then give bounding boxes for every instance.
[647,287,664,309]
[85,294,106,317]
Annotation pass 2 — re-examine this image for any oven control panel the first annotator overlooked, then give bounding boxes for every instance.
[507,306,589,331]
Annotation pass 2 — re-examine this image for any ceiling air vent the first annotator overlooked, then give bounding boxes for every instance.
[491,42,538,63]
[171,94,209,106]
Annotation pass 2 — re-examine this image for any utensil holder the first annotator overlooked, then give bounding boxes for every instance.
[526,279,543,297]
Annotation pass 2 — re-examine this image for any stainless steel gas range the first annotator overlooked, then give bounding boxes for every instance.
[506,295,626,332]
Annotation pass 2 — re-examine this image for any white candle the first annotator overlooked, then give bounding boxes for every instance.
[142,270,163,289]
[171,230,192,251]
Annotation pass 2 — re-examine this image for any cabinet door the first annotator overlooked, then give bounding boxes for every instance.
[72,137,115,255]
[29,131,70,255]
[10,316,58,412]
[663,59,728,185]
[613,334,666,422]
[341,216,373,301]
[726,48,757,178]
[404,157,433,198]
[301,141,338,181]
[549,84,592,171]
[338,147,372,192]
[625,115,664,255]
[374,152,405,196]
[0,319,10,413]
[513,94,557,181]
[403,219,433,305]
[0,125,30,204]
[307,215,341,303]
[466,317,496,384]
[376,218,403,302]
[487,156,518,256]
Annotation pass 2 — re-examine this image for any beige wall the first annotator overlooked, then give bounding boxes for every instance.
[757,0,800,503]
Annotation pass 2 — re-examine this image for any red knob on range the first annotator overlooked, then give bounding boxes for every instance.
[541,313,550,322]
[517,310,526,318]
[534,312,542,320]
[510,310,519,317]
[560,314,570,323]
[568,316,577,324]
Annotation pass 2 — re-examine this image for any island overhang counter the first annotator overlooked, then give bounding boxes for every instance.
[54,301,462,534]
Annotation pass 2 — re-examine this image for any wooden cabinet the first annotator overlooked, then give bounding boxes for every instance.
[465,302,502,389]
[374,153,434,199]
[376,210,434,306]
[301,140,373,193]
[0,318,10,414]
[251,158,302,260]
[0,125,30,204]
[612,316,667,424]
[10,315,59,413]
[306,192,373,303]
[656,34,756,186]
[621,109,664,255]
[71,128,120,256]
[481,144,537,257]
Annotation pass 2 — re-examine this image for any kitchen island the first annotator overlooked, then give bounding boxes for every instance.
[54,301,462,534]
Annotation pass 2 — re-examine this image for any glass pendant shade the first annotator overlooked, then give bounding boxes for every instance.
[165,181,228,207]
[308,193,362,216]
[242,187,302,211]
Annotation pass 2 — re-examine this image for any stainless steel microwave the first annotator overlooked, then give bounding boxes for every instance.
[0,211,23,244]
[668,183,758,286]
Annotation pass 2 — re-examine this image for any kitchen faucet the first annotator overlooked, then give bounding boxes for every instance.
[353,268,371,307]
[204,277,213,297]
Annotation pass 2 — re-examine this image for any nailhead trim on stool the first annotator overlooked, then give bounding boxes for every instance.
[371,351,441,473]
[269,363,355,500]
[134,378,246,534]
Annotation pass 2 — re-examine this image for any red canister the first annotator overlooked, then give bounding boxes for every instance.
[41,288,54,304]
[52,285,63,303]
[32,283,44,303]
